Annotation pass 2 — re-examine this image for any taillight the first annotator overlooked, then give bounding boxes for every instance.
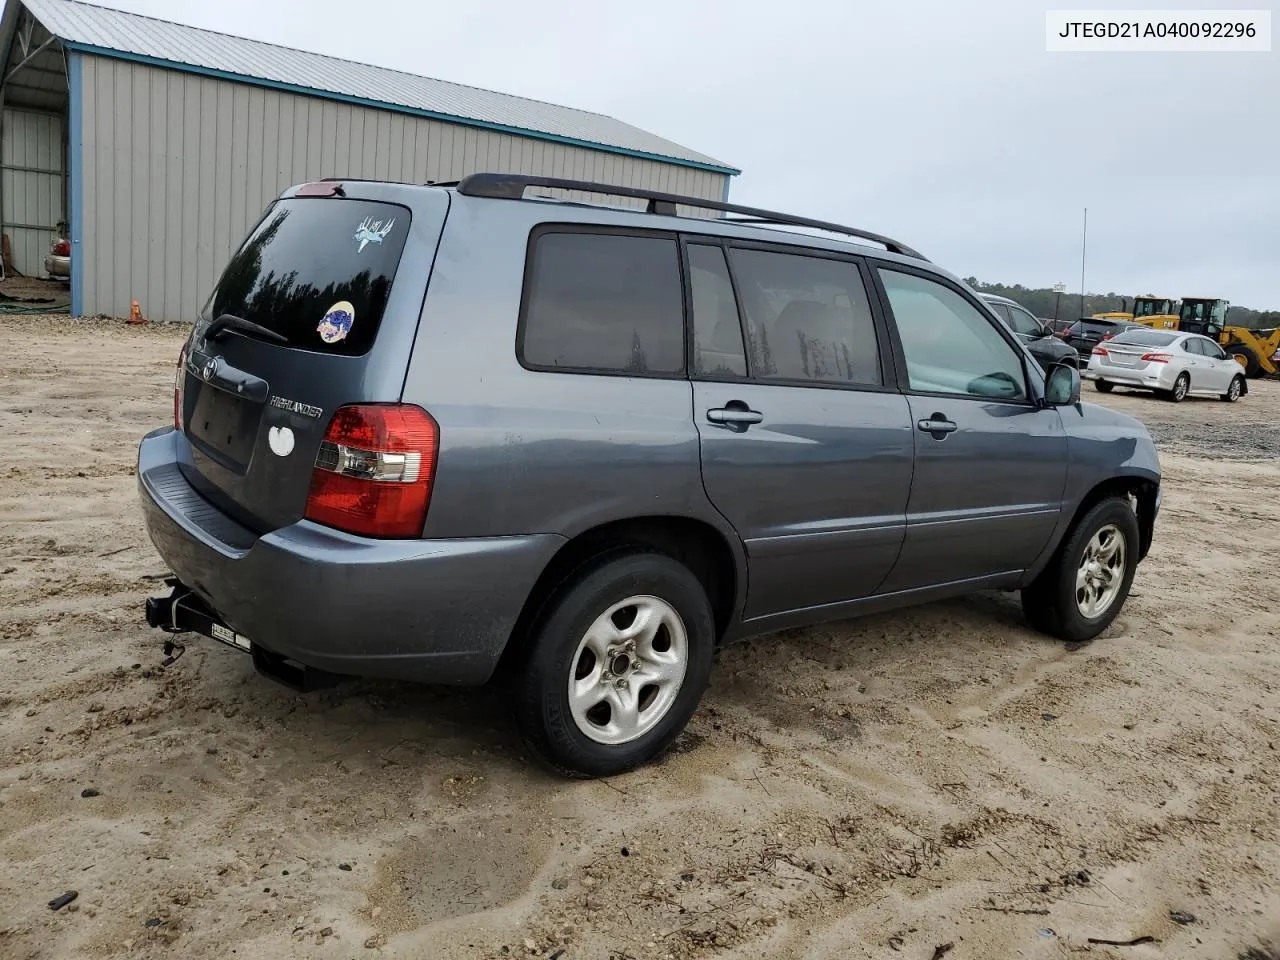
[304,404,439,538]
[52,239,70,256]
[1091,346,1108,357]
[174,344,187,430]
[1140,352,1171,363]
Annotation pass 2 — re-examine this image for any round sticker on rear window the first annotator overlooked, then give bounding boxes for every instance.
[317,301,355,344]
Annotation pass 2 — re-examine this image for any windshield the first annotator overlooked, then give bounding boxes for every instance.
[201,198,411,356]
[1111,330,1178,347]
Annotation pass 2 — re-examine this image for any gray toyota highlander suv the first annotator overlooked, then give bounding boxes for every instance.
[138,173,1161,777]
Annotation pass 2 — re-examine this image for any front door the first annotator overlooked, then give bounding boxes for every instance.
[685,240,914,620]
[1189,337,1235,391]
[873,268,1068,593]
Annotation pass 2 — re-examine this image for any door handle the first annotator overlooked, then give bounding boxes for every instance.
[707,406,764,426]
[917,414,957,438]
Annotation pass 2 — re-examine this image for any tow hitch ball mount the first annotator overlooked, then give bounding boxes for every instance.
[144,578,187,664]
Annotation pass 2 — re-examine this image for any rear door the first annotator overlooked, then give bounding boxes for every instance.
[872,266,1068,592]
[689,240,914,619]
[179,185,448,532]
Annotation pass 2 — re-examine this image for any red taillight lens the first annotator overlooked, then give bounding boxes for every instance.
[52,239,70,256]
[304,404,439,538]
[174,345,187,430]
[1091,346,1108,357]
[1140,352,1171,363]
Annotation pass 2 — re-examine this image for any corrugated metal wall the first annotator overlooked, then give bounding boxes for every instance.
[1,107,64,278]
[78,55,729,321]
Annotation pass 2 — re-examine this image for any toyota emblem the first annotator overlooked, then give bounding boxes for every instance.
[202,357,219,381]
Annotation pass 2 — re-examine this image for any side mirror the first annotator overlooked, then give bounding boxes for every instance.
[1044,362,1081,406]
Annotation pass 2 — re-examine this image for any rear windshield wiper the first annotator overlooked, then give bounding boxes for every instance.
[205,313,288,346]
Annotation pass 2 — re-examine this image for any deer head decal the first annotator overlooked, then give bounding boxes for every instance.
[353,216,395,253]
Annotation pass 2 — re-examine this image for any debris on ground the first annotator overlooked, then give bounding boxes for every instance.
[47,891,78,911]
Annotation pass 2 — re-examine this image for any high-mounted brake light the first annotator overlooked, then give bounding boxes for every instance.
[1140,352,1171,363]
[296,180,345,197]
[304,404,439,538]
[174,344,187,430]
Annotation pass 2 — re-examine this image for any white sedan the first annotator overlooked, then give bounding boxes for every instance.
[1085,329,1247,403]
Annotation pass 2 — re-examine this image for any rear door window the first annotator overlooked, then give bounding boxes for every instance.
[727,247,882,386]
[203,198,410,356]
[519,230,684,375]
[986,302,1013,325]
[688,244,747,378]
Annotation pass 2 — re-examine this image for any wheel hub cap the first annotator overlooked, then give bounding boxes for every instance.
[568,595,689,745]
[1075,524,1127,619]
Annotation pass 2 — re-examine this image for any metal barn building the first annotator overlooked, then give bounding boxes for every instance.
[0,0,737,321]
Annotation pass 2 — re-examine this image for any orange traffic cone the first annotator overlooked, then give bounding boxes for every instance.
[127,300,147,325]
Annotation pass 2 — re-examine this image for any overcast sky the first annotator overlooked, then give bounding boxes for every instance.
[88,0,1279,309]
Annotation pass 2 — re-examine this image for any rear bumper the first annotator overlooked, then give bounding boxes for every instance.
[44,254,70,278]
[1084,362,1176,390]
[137,427,564,685]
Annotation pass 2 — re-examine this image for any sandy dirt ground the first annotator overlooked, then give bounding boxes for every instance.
[2,315,1279,960]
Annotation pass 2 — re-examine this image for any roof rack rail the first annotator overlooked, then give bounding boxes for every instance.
[455,173,926,260]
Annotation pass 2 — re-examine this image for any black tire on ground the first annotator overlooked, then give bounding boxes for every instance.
[1165,372,1190,402]
[1095,380,1115,393]
[1021,497,1141,644]
[1220,375,1245,402]
[1226,344,1261,378]
[512,551,715,778]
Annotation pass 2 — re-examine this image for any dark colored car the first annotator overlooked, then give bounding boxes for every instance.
[1059,318,1147,359]
[138,173,1161,777]
[980,294,1080,370]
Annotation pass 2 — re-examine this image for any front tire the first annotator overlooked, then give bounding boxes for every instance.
[1221,376,1245,402]
[1095,380,1115,393]
[513,552,715,778]
[1021,497,1140,644]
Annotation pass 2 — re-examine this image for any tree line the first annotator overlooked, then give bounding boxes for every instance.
[964,279,1279,330]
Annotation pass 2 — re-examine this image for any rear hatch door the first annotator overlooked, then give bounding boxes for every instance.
[178,183,448,533]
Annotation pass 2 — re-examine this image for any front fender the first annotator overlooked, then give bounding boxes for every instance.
[1022,401,1161,583]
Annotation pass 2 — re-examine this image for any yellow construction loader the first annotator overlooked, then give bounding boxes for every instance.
[1177,298,1279,378]
[1093,295,1180,330]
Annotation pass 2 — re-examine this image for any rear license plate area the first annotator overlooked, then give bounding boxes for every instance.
[189,383,260,470]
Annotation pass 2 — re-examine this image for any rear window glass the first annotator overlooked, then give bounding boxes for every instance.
[520,231,684,375]
[1111,330,1178,347]
[728,248,881,386]
[202,198,410,356]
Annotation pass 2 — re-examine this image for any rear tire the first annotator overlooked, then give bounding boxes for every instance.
[512,551,714,778]
[1094,380,1115,393]
[1165,372,1190,402]
[1021,497,1140,644]
[1220,376,1245,402]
